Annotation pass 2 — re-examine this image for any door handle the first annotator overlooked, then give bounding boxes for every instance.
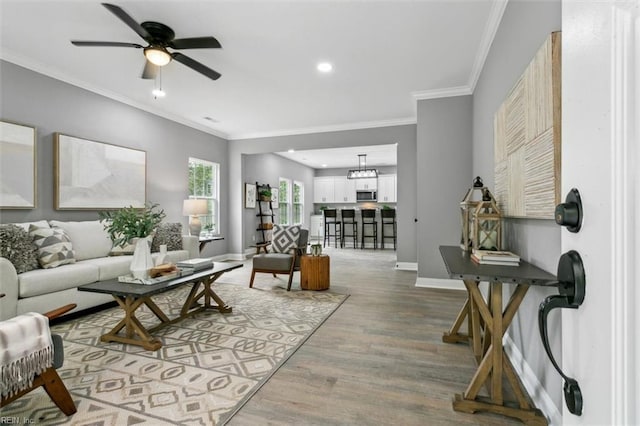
[538,250,586,415]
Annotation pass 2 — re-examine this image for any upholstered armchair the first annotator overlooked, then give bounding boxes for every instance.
[249,225,309,291]
[0,302,77,416]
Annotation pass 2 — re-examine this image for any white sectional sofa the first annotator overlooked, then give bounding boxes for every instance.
[0,220,198,321]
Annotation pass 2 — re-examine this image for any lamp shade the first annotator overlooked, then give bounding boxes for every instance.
[183,199,208,216]
[144,47,171,66]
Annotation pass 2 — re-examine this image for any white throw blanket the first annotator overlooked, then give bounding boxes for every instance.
[0,312,53,398]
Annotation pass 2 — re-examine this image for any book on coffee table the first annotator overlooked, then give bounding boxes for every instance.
[176,258,214,271]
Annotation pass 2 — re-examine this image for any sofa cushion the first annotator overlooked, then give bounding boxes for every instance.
[49,220,112,261]
[270,225,301,253]
[18,262,99,298]
[83,256,134,281]
[29,225,76,269]
[151,223,183,252]
[0,224,39,273]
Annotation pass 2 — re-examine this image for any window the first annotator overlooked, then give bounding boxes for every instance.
[188,158,220,235]
[278,178,291,225]
[293,180,304,225]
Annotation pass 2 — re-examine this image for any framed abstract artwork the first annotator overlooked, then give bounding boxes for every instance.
[54,133,146,210]
[0,120,36,208]
[494,32,561,219]
[244,183,256,209]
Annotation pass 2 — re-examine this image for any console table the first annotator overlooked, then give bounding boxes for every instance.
[78,262,242,351]
[439,245,556,425]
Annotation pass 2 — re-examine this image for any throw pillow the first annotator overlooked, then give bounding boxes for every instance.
[29,225,76,269]
[0,224,39,273]
[151,223,183,253]
[270,225,301,253]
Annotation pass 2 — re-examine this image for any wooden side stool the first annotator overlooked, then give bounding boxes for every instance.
[300,255,330,290]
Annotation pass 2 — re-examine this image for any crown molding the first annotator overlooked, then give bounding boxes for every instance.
[228,116,417,140]
[0,49,230,140]
[411,85,473,101]
[467,0,509,91]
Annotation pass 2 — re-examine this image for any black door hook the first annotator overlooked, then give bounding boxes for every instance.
[538,250,586,416]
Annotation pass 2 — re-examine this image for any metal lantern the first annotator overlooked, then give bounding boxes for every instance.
[460,177,502,252]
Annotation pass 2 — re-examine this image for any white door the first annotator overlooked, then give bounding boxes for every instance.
[562,1,638,425]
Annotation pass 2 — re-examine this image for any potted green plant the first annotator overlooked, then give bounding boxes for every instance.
[259,189,272,202]
[99,203,166,280]
[99,203,166,248]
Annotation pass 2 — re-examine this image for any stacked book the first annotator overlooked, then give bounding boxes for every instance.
[176,258,214,273]
[471,250,520,266]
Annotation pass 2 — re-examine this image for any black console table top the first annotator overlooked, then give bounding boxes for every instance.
[439,245,556,286]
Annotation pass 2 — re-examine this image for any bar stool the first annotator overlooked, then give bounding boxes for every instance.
[361,209,377,249]
[340,209,358,249]
[323,209,342,248]
[381,208,397,250]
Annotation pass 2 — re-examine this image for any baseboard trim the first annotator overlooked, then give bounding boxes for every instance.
[503,335,562,426]
[395,262,417,271]
[225,252,248,261]
[415,277,465,290]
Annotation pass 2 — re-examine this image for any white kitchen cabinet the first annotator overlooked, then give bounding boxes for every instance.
[355,178,377,191]
[333,176,356,203]
[313,177,334,203]
[377,175,396,202]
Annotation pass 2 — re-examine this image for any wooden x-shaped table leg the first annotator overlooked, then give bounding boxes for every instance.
[100,295,166,351]
[451,280,548,426]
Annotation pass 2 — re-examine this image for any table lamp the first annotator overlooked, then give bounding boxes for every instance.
[183,199,208,236]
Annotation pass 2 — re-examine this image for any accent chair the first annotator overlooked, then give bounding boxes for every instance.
[249,225,309,291]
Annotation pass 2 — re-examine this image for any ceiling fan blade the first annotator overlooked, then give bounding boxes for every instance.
[172,52,221,80]
[71,41,143,48]
[141,60,158,79]
[102,3,151,41]
[169,37,222,50]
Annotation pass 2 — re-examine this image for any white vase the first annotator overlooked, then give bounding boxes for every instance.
[130,238,154,280]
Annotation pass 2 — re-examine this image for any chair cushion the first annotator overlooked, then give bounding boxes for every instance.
[270,225,301,253]
[253,253,293,271]
[0,224,39,273]
[29,225,76,269]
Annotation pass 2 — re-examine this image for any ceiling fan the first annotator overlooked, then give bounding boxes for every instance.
[71,3,222,80]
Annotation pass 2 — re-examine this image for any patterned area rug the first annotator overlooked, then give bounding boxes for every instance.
[0,281,347,425]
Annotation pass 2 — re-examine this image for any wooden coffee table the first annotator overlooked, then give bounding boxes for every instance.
[78,262,242,351]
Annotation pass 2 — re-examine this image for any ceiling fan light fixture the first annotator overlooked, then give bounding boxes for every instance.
[144,46,171,66]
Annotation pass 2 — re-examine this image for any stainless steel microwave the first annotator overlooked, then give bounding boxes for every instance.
[356,190,377,202]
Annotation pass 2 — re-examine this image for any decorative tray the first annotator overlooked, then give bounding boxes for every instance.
[118,270,181,285]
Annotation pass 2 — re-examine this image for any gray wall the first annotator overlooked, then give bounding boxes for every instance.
[416,95,473,278]
[471,0,562,411]
[242,153,315,249]
[229,125,417,263]
[0,60,230,258]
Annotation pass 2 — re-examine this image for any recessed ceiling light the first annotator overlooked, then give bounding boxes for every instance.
[288,149,295,153]
[152,88,165,98]
[317,62,333,73]
[322,164,327,168]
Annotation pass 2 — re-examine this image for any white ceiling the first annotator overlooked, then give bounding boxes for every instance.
[275,144,397,169]
[0,0,504,143]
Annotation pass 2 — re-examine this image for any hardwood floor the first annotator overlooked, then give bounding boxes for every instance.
[224,247,522,425]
